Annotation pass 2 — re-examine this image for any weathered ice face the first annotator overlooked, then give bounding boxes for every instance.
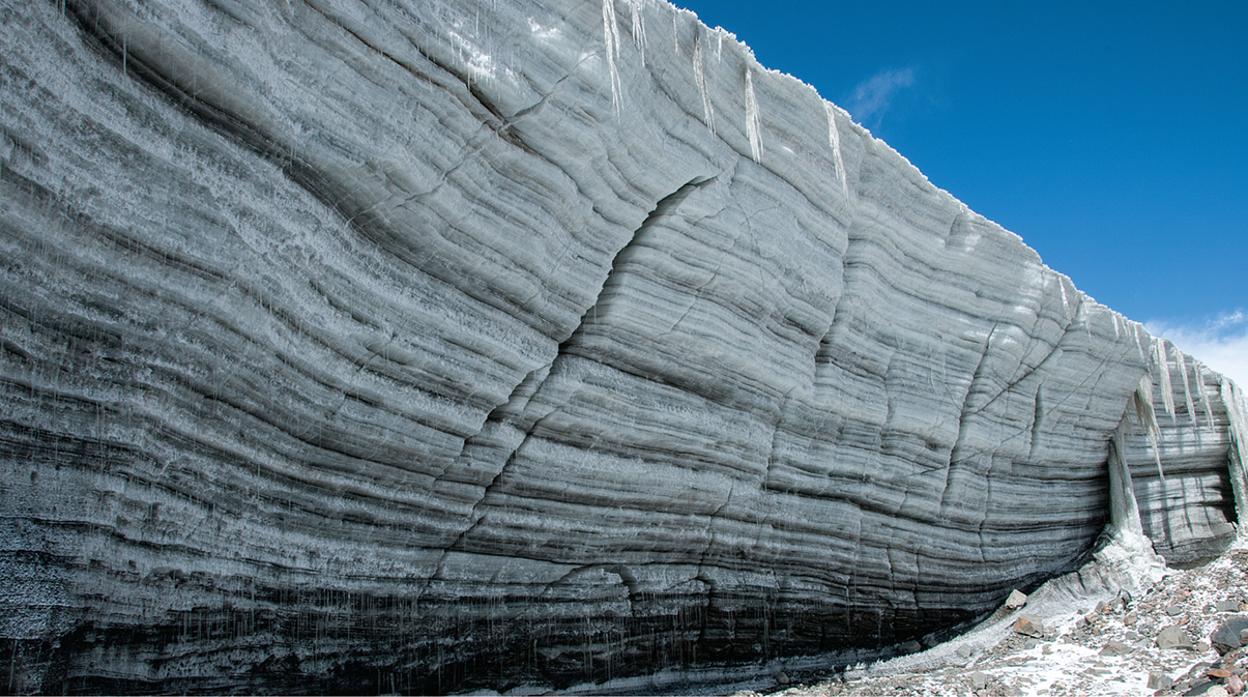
[1,0,1243,693]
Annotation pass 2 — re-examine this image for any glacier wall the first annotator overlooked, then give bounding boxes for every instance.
[1,0,1245,692]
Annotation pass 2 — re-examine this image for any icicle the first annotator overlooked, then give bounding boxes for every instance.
[628,0,646,61]
[715,29,724,62]
[692,34,715,134]
[825,102,848,200]
[1109,417,1146,538]
[1133,375,1165,480]
[1196,363,1217,430]
[744,68,763,163]
[1132,323,1147,362]
[1153,339,1173,419]
[1174,350,1198,427]
[602,0,623,114]
[1112,314,1121,340]
[671,9,679,54]
[1219,379,1248,529]
[1058,279,1070,318]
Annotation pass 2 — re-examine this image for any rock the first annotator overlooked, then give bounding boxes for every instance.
[0,0,1244,693]
[1218,601,1242,613]
[1005,589,1028,610]
[899,640,923,654]
[956,644,976,659]
[1170,604,1188,616]
[1149,671,1174,690]
[1227,674,1245,695]
[1159,626,1197,650]
[1125,611,1139,626]
[1100,640,1132,656]
[1014,616,1047,639]
[1212,668,1234,679]
[1189,681,1235,697]
[1212,617,1248,654]
[970,672,990,690]
[775,672,791,685]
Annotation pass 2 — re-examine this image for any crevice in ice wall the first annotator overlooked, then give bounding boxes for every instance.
[1221,380,1248,528]
[436,173,718,478]
[423,173,717,590]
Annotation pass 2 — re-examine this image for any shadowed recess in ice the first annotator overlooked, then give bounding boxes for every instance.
[1,0,1245,693]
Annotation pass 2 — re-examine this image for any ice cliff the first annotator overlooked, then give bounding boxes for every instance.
[1,0,1245,693]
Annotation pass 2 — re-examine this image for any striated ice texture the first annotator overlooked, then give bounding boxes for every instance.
[0,0,1244,693]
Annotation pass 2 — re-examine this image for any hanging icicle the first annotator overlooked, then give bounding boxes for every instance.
[1133,375,1165,480]
[671,8,679,54]
[628,0,646,61]
[1155,339,1176,422]
[744,68,763,163]
[1195,363,1217,430]
[692,33,715,134]
[825,102,848,200]
[602,0,623,114]
[1109,417,1146,538]
[1132,323,1147,362]
[1175,350,1198,427]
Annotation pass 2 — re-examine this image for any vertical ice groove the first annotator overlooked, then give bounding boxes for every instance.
[1112,314,1121,340]
[692,33,715,134]
[602,0,623,113]
[1155,339,1176,421]
[1176,350,1197,427]
[1196,363,1217,430]
[715,28,724,62]
[825,101,848,199]
[744,68,763,163]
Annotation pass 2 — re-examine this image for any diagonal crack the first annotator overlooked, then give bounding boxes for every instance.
[422,175,719,592]
[938,323,998,510]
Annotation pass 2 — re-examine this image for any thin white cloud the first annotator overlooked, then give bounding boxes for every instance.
[1146,309,1248,389]
[845,67,916,128]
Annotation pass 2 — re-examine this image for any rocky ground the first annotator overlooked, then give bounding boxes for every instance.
[746,543,1248,696]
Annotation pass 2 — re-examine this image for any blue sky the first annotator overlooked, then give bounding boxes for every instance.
[674,1,1247,385]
